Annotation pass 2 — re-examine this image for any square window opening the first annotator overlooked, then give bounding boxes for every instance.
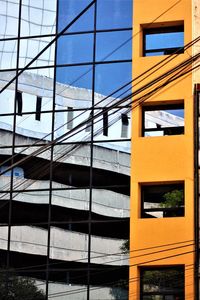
[16,91,23,116]
[140,266,185,300]
[103,109,108,136]
[121,113,129,138]
[85,112,92,132]
[143,23,184,57]
[142,103,184,137]
[67,107,74,130]
[36,96,42,121]
[141,182,184,218]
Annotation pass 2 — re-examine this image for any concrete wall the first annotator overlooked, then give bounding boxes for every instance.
[34,279,128,300]
[0,176,129,218]
[0,226,128,266]
[0,130,130,176]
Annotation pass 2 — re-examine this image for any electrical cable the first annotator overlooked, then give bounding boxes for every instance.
[1,24,199,173]
[0,51,198,207]
[0,47,199,180]
[0,0,198,298]
[47,248,194,298]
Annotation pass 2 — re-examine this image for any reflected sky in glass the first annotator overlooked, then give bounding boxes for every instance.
[57,0,132,96]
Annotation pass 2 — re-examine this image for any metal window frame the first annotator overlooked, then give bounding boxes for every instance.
[143,24,184,57]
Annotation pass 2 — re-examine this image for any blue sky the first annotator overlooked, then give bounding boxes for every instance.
[56,0,133,97]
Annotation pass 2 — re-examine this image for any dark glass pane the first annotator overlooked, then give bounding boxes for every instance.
[0,267,46,299]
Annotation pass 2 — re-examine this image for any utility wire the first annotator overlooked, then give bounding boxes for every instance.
[47,248,194,298]
[0,51,198,212]
[0,1,198,298]
[0,50,198,196]
[0,239,193,278]
[1,14,199,171]
[0,47,199,180]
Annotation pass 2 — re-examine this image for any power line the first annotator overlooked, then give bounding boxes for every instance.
[0,0,198,299]
[0,50,198,213]
[47,248,195,298]
[0,46,198,179]
[1,20,199,174]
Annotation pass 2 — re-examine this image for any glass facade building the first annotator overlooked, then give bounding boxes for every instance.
[0,0,132,299]
[0,1,189,299]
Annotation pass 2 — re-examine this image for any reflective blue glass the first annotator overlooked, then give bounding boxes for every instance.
[97,0,132,29]
[58,0,94,33]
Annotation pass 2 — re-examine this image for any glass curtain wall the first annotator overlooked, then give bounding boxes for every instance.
[0,0,132,299]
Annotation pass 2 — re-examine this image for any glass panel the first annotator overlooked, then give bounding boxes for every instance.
[145,32,184,51]
[0,70,17,94]
[95,62,132,97]
[57,34,93,65]
[0,40,17,70]
[19,37,55,70]
[54,109,90,143]
[0,174,10,226]
[55,65,92,143]
[7,238,47,298]
[0,0,20,38]
[21,0,56,37]
[144,26,184,56]
[0,266,46,299]
[96,31,132,62]
[49,187,90,299]
[56,65,92,90]
[58,0,93,33]
[93,108,131,145]
[16,67,54,143]
[0,88,15,129]
[97,0,132,29]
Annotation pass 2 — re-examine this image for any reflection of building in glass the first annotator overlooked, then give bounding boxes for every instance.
[0,1,132,298]
[0,0,189,299]
[0,67,183,299]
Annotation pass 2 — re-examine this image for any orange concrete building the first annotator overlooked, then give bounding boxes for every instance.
[130,0,200,299]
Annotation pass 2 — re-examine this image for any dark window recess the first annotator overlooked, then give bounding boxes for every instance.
[36,96,42,121]
[67,107,73,130]
[142,103,184,137]
[141,183,184,218]
[16,91,22,115]
[140,266,185,300]
[143,25,184,56]
[103,109,108,136]
[121,113,129,137]
[85,112,92,132]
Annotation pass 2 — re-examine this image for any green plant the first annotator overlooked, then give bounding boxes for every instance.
[0,269,45,300]
[120,239,129,254]
[160,189,183,208]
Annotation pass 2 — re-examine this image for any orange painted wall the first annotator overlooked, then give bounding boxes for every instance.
[130,0,194,299]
